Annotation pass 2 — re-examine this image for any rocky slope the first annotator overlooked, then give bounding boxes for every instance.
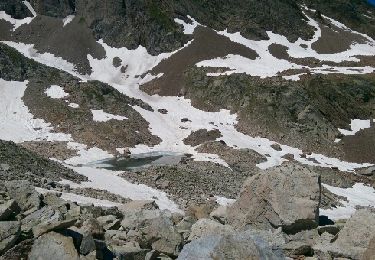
[0,0,375,259]
[0,163,374,259]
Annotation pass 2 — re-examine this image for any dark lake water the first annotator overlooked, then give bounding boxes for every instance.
[85,152,191,171]
[368,0,375,6]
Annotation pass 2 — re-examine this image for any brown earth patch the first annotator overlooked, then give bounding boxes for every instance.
[141,26,258,96]
[23,79,160,154]
[342,125,375,164]
[311,23,367,54]
[20,141,77,161]
[183,129,222,147]
[0,19,11,40]
[7,15,105,74]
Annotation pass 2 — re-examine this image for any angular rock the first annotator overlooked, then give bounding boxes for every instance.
[21,206,63,232]
[80,233,96,256]
[188,219,234,241]
[29,232,79,260]
[5,180,41,212]
[32,218,77,237]
[178,231,284,260]
[282,241,314,257]
[315,209,375,259]
[97,215,121,230]
[0,199,20,221]
[120,209,163,231]
[228,162,321,233]
[0,221,21,254]
[105,230,128,246]
[81,218,105,239]
[142,216,182,257]
[210,205,228,224]
[109,242,148,260]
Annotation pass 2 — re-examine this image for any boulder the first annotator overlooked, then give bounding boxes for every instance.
[142,216,183,257]
[178,231,284,260]
[120,209,163,231]
[109,242,148,260]
[21,206,63,232]
[80,233,96,256]
[97,215,121,230]
[0,221,21,254]
[188,219,234,241]
[32,218,77,237]
[0,199,20,221]
[5,180,41,212]
[228,162,321,233]
[210,205,228,224]
[314,209,375,259]
[29,232,79,260]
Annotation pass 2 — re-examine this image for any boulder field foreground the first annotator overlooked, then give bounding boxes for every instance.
[0,162,374,260]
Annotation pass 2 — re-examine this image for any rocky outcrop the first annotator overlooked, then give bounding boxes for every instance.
[178,231,284,260]
[314,209,375,259]
[228,162,321,233]
[29,232,79,260]
[5,180,41,212]
[188,218,234,241]
[0,221,21,254]
[30,0,75,18]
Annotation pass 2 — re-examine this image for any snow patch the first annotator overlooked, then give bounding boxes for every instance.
[65,166,182,213]
[174,16,199,34]
[64,142,114,166]
[215,196,235,206]
[44,85,69,99]
[35,187,122,208]
[62,15,75,27]
[91,109,128,122]
[320,183,375,220]
[338,119,373,136]
[23,1,36,17]
[1,41,87,81]
[68,103,79,108]
[0,79,71,143]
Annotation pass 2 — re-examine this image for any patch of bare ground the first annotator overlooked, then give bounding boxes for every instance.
[0,19,11,40]
[23,79,160,154]
[141,26,258,96]
[314,166,375,188]
[2,15,105,74]
[20,141,77,161]
[183,129,222,147]
[311,23,367,54]
[342,125,375,164]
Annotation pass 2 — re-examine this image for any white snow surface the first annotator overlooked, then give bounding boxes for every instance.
[320,183,375,220]
[174,16,199,34]
[91,109,128,122]
[44,85,69,99]
[68,103,79,108]
[0,79,71,143]
[62,15,75,27]
[35,187,122,208]
[61,166,182,213]
[1,41,87,80]
[64,142,114,166]
[197,9,375,79]
[338,119,373,136]
[0,1,36,30]
[215,196,236,207]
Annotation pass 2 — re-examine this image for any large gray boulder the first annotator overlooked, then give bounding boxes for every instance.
[29,232,79,260]
[178,231,284,260]
[228,163,321,233]
[0,221,21,254]
[314,209,375,259]
[188,219,234,241]
[5,180,41,212]
[21,206,63,232]
[142,216,183,257]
